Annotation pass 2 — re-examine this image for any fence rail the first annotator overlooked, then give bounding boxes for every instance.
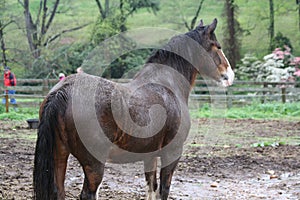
[1,78,299,112]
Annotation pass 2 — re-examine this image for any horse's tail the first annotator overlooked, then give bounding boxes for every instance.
[33,89,69,199]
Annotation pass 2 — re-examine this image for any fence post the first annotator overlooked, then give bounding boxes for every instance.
[261,82,267,103]
[42,79,49,96]
[5,92,9,112]
[227,87,232,108]
[281,87,286,103]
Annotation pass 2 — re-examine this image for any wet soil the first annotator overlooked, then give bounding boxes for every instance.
[0,119,300,199]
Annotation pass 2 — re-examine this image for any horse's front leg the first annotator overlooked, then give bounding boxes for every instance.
[80,159,105,200]
[159,158,180,200]
[144,157,158,200]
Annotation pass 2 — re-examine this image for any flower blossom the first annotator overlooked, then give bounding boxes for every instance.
[294,68,300,77]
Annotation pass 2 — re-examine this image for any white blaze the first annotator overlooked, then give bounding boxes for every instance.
[220,50,235,87]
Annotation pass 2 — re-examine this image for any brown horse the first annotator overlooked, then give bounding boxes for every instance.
[33,18,234,200]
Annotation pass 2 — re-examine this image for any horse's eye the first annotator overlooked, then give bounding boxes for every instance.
[215,42,221,49]
[210,41,221,49]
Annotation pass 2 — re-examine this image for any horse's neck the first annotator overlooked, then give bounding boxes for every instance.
[131,63,196,100]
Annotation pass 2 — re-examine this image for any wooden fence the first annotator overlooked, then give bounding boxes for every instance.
[190,80,299,107]
[0,79,59,112]
[0,79,299,112]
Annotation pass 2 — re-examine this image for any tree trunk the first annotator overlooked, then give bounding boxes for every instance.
[23,0,40,58]
[119,0,127,32]
[224,0,237,69]
[269,0,274,51]
[23,0,60,58]
[0,20,8,66]
[297,0,300,31]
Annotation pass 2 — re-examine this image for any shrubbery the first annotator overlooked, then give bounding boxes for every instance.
[236,46,300,82]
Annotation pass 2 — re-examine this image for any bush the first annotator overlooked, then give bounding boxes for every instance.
[270,32,293,52]
[236,54,262,80]
[237,46,300,82]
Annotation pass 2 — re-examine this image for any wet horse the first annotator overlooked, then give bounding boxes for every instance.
[33,18,234,200]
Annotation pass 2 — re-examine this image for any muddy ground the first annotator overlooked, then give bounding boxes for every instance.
[0,118,300,199]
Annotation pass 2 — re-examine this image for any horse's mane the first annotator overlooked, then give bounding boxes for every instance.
[145,28,204,83]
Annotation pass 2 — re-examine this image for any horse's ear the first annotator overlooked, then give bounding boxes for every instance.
[199,19,204,27]
[207,18,218,33]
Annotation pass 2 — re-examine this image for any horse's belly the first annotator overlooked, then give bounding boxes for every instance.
[107,145,158,163]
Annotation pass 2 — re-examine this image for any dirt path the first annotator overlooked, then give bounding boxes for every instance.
[0,119,300,199]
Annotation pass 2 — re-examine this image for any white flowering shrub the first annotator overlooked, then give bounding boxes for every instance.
[237,46,300,82]
[236,54,262,80]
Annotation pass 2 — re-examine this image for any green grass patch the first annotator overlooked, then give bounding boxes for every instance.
[0,105,39,120]
[190,101,300,120]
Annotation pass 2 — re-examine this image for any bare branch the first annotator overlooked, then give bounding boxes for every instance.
[184,21,191,31]
[18,0,24,8]
[190,0,205,29]
[180,0,205,31]
[35,0,43,29]
[0,20,16,30]
[43,23,90,46]
[95,0,106,19]
[41,0,47,35]
[45,0,60,33]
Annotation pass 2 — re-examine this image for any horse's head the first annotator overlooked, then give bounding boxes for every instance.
[195,18,234,87]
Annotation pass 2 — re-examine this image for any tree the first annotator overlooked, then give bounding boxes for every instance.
[20,0,60,58]
[92,0,160,78]
[0,20,8,67]
[269,0,275,51]
[94,0,159,32]
[297,0,300,31]
[223,0,241,70]
[0,0,15,67]
[19,0,89,59]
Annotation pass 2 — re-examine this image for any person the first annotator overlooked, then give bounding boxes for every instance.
[58,73,66,81]
[76,67,83,73]
[2,66,17,104]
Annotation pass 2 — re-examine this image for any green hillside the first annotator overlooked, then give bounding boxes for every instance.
[3,0,300,77]
[126,0,300,57]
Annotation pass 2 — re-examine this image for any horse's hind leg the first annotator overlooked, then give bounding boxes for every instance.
[159,158,180,200]
[144,157,158,200]
[54,136,70,200]
[80,158,105,200]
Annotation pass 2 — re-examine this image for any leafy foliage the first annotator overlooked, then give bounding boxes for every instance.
[103,48,152,78]
[91,15,122,46]
[270,32,293,52]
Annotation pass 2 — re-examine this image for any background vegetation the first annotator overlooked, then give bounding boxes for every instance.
[1,101,300,121]
[0,0,299,79]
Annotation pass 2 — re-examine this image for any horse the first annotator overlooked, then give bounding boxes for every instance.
[33,18,234,200]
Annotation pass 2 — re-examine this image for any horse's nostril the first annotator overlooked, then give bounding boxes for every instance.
[222,74,229,80]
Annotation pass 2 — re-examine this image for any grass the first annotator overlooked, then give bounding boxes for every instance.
[190,101,300,120]
[1,100,299,121]
[0,105,39,120]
